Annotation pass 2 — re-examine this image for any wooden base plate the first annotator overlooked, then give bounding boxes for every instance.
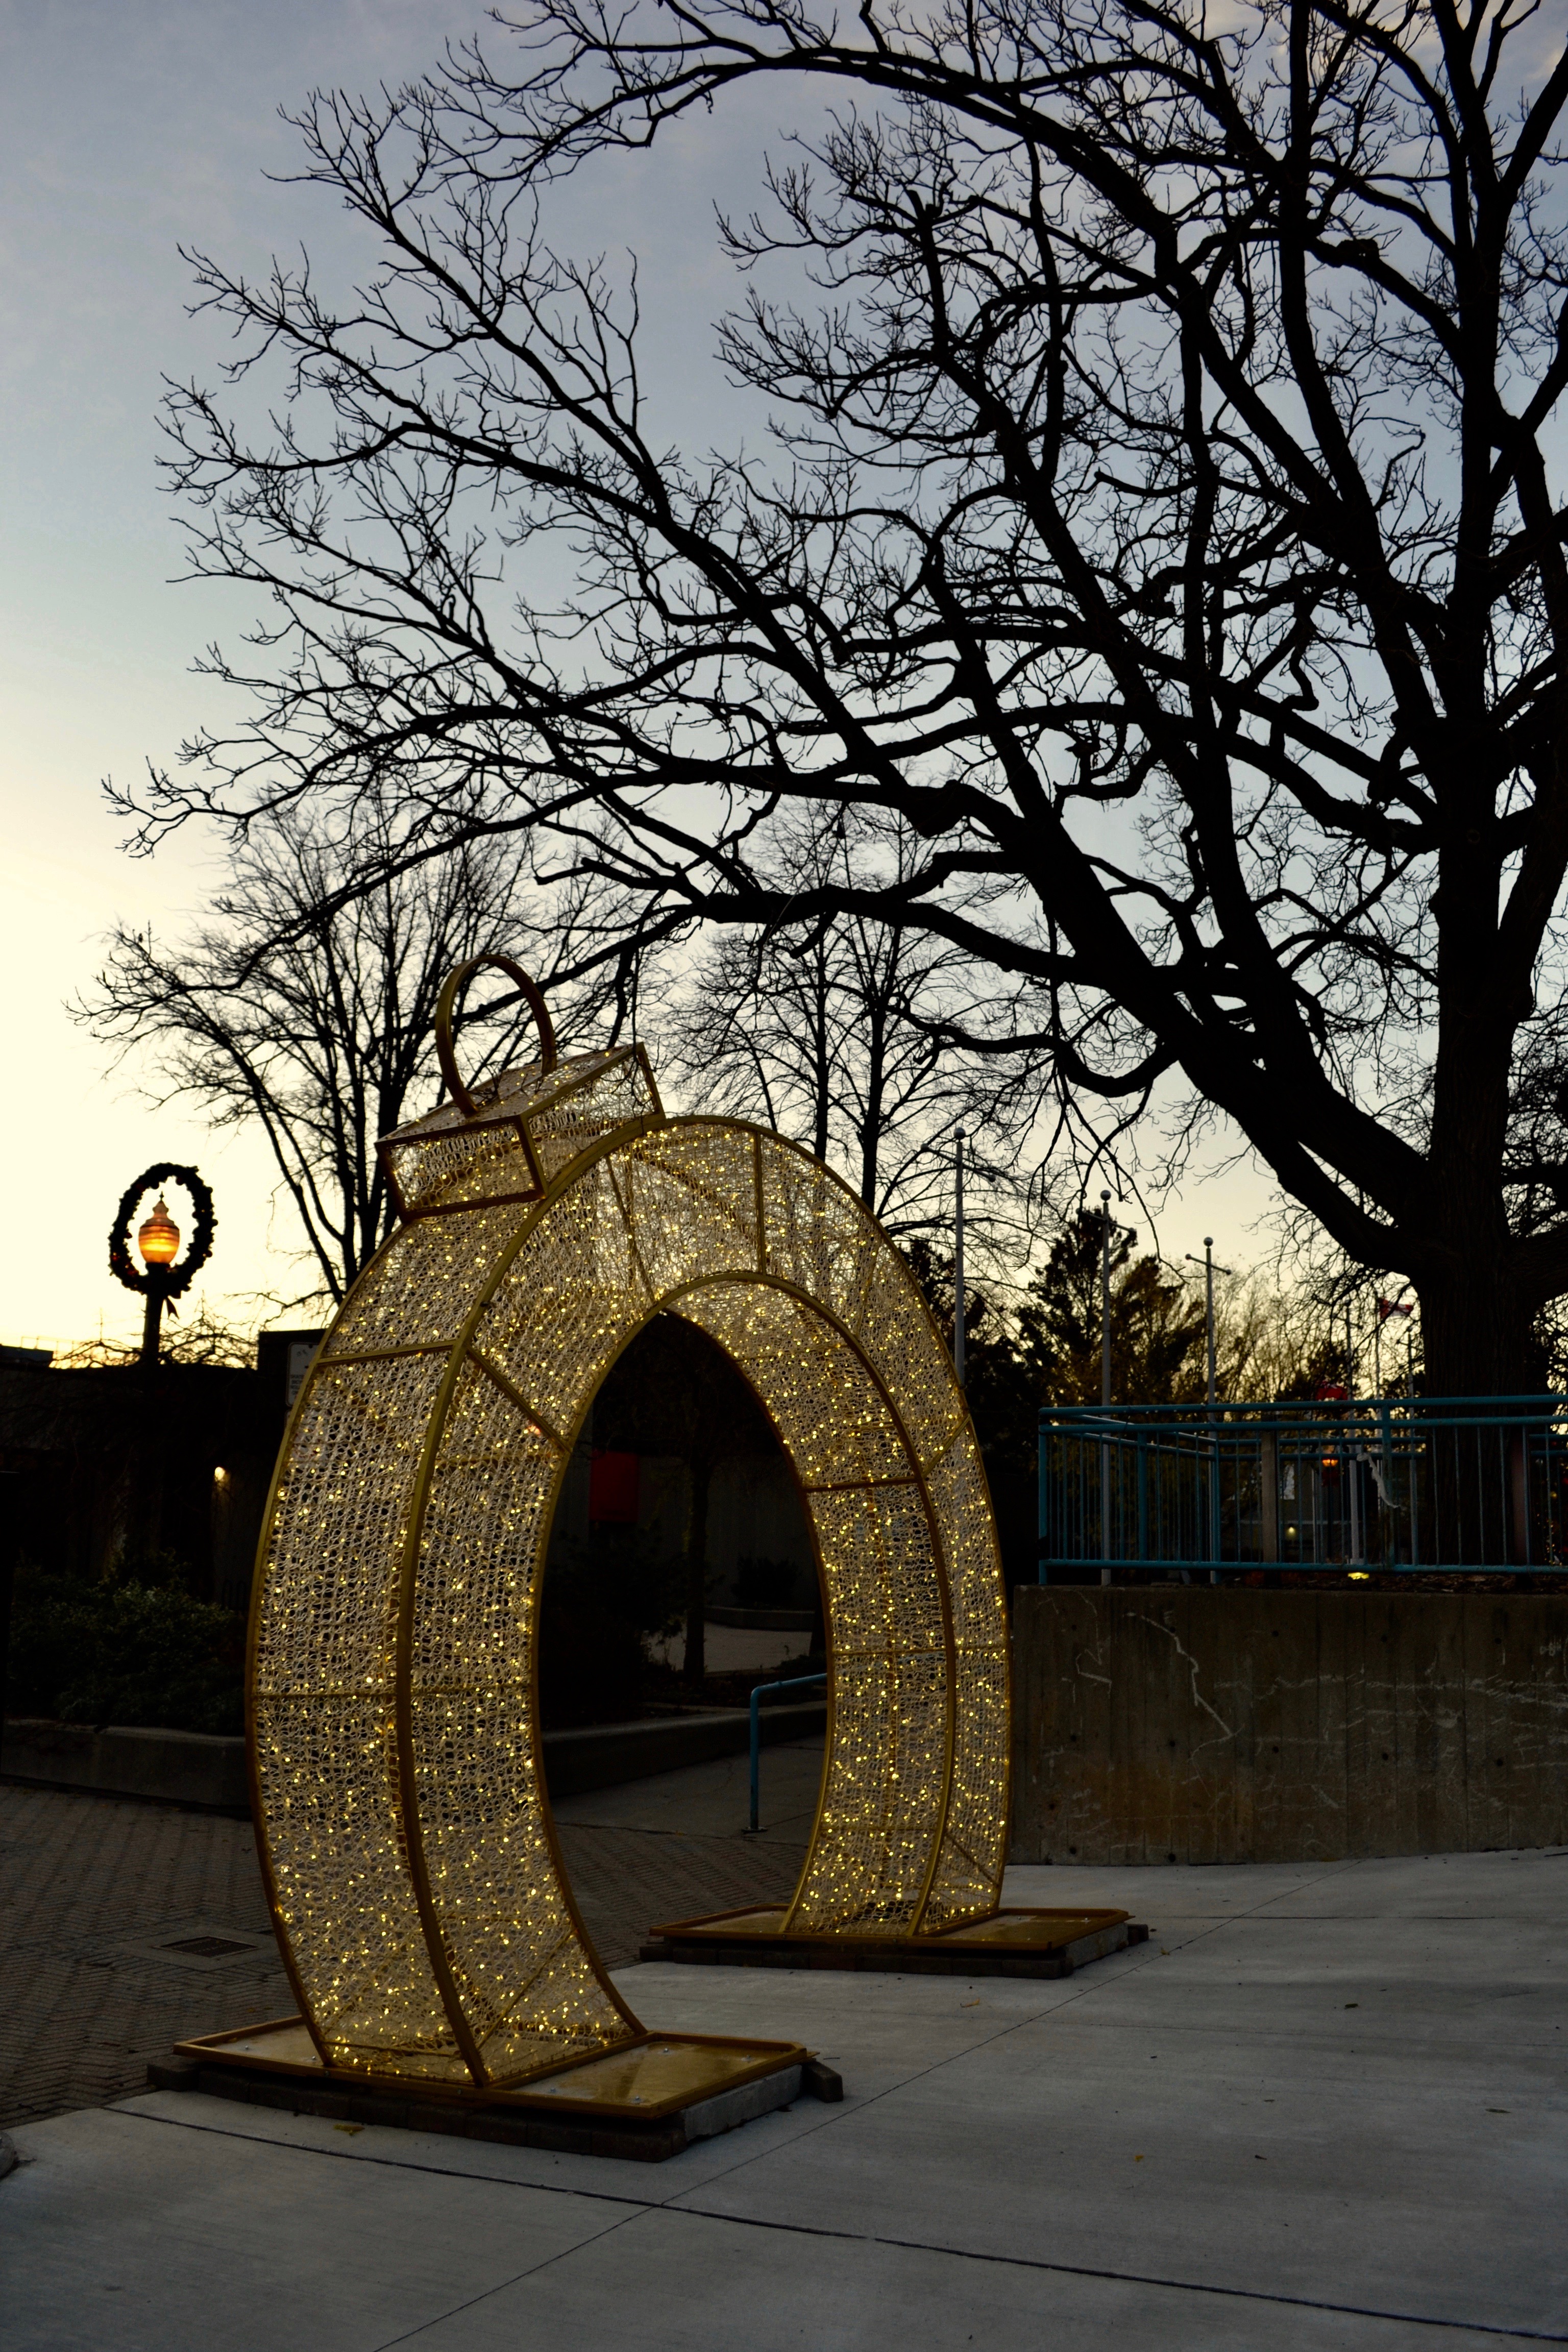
[639,1905,1148,1978]
[154,2019,818,2161]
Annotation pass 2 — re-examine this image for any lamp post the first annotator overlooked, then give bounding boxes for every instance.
[887,1127,1005,1389]
[1093,1192,1138,1403]
[1185,1236,1233,1581]
[109,1163,215,1371]
[1093,1190,1137,1582]
[1184,1237,1234,1405]
[1099,1191,1112,1409]
[953,1129,966,1389]
[1374,1292,1414,1398]
[137,1195,181,1366]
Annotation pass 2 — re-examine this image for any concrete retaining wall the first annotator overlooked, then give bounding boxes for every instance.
[1010,1585,1568,1865]
[0,1721,252,1812]
[540,1700,825,1797]
[1,1699,826,1814]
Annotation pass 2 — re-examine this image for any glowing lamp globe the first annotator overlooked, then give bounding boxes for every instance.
[137,1196,181,1269]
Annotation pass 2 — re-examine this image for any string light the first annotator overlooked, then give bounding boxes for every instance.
[250,1013,1009,2090]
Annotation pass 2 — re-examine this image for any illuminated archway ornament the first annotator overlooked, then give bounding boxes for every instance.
[182,960,1128,2134]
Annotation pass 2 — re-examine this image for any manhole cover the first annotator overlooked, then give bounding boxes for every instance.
[161,1935,255,1959]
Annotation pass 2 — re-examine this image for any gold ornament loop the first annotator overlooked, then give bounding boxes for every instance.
[249,1061,1009,2094]
[434,953,558,1116]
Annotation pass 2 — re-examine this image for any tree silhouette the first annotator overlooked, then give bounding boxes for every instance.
[77,810,624,1304]
[660,805,1038,1228]
[130,1,1568,1391]
[1018,1220,1208,1406]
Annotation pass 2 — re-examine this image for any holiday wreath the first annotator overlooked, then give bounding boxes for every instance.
[108,1163,216,1301]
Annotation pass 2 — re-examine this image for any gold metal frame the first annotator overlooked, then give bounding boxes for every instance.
[247,1009,1010,2092]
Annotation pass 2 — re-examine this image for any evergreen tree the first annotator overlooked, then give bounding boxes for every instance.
[1018,1221,1208,1408]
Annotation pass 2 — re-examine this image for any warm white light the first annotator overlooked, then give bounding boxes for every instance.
[251,987,1006,2092]
[137,1195,180,1268]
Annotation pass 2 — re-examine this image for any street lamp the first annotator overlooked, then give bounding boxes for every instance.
[1184,1236,1233,1584]
[1094,1190,1138,1406]
[954,1130,967,1388]
[887,1127,1009,1389]
[136,1195,181,1366]
[137,1196,180,1265]
[108,1163,215,1369]
[1091,1190,1137,1585]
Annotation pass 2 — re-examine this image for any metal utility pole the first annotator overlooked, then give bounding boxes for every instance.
[1095,1192,1136,1584]
[1374,1292,1414,1399]
[1185,1236,1233,1583]
[1185,1237,1233,1405]
[1098,1191,1113,1583]
[1099,1189,1113,1407]
[1347,1296,1365,1562]
[953,1129,966,1389]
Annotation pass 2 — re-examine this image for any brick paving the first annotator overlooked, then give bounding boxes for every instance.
[0,1782,804,2130]
[560,1820,803,1956]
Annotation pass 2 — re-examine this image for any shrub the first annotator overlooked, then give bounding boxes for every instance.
[4,1565,245,1735]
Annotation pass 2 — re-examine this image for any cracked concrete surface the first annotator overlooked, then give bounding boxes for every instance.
[1013,1586,1568,1863]
[3,1769,1564,2350]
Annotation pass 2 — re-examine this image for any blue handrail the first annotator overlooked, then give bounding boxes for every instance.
[1038,1394,1568,1576]
[748,1672,826,1834]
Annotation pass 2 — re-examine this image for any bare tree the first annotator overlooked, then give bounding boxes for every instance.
[660,805,1041,1231]
[77,811,626,1304]
[124,0,1568,1391]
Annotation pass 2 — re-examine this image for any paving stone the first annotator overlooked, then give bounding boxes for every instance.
[558,1821,803,1962]
[0,1781,804,2129]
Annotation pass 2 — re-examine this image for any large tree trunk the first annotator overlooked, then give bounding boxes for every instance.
[1416,1025,1526,1399]
[1414,1254,1535,1567]
[1415,1253,1530,1400]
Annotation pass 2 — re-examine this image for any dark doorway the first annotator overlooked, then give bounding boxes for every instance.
[538,1312,818,1727]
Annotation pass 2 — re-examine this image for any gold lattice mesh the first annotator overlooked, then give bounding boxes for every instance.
[250,1062,1009,2089]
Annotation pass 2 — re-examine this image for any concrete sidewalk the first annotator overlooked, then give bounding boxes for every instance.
[5,1846,1564,2349]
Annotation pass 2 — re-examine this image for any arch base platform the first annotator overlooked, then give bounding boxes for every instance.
[639,1905,1147,1977]
[158,2021,824,2163]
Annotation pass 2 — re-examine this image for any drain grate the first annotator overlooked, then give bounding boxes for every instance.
[161,1935,255,1959]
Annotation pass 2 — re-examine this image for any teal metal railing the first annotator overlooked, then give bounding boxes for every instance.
[1038,1397,1568,1577]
